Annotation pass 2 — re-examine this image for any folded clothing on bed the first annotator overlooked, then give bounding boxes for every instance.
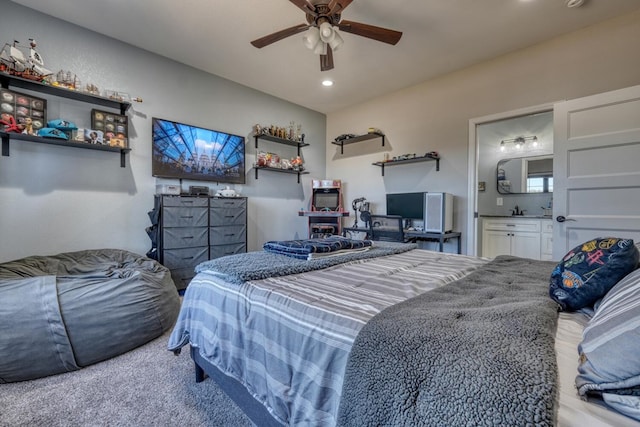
[263,236,372,260]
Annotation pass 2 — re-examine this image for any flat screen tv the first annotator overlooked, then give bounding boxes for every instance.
[152,117,245,184]
[386,192,425,220]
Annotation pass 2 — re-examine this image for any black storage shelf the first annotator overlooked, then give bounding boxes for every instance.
[1,131,131,167]
[254,134,309,183]
[254,165,309,183]
[1,73,132,167]
[254,133,309,149]
[372,154,440,176]
[331,132,385,154]
[0,74,131,114]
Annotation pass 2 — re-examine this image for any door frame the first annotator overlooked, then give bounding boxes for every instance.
[466,103,554,256]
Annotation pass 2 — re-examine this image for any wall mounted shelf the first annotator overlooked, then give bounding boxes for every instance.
[254,165,309,183]
[372,154,440,176]
[1,73,132,167]
[254,133,309,149]
[254,134,310,183]
[331,132,385,154]
[0,74,131,114]
[1,131,131,167]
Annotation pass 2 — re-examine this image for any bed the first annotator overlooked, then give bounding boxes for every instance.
[168,239,640,426]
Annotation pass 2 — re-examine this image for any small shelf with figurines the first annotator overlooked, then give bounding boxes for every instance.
[253,123,309,183]
[331,130,385,154]
[372,152,440,176]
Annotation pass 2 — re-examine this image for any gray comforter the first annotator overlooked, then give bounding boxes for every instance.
[337,255,559,426]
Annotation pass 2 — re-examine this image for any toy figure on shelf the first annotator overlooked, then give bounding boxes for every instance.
[1,114,23,133]
[0,38,52,81]
[291,156,304,171]
[53,70,80,90]
[22,117,36,135]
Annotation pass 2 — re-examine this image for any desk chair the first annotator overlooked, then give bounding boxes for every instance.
[369,215,405,242]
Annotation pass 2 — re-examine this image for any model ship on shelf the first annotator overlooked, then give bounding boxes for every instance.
[0,39,52,82]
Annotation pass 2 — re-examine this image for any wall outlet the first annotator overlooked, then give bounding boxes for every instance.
[497,197,503,206]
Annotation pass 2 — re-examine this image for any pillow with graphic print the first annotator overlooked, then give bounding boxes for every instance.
[575,268,640,421]
[549,237,638,311]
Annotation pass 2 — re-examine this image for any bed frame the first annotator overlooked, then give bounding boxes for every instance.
[191,347,281,427]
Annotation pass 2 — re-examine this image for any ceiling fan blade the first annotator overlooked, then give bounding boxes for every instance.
[251,23,310,48]
[320,46,334,71]
[337,20,402,45]
[289,0,317,16]
[327,0,353,15]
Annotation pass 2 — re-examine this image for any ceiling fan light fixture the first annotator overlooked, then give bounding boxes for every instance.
[329,30,344,51]
[319,22,335,43]
[303,27,321,50]
[313,41,327,55]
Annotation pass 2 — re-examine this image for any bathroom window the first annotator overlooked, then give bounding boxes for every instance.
[527,176,553,193]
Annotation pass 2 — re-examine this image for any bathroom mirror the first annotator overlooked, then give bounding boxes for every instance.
[497,155,553,194]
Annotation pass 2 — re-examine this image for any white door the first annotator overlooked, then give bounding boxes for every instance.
[553,85,640,258]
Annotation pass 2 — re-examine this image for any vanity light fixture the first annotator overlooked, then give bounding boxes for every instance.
[322,79,334,87]
[500,135,538,152]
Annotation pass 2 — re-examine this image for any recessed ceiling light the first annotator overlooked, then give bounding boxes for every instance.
[566,0,585,8]
[322,79,334,87]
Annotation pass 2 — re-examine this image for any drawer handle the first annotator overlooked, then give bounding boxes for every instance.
[224,233,236,237]
[183,236,194,239]
[506,224,516,227]
[224,215,235,218]
[182,256,194,260]
[180,216,194,219]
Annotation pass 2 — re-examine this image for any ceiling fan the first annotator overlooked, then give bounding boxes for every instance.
[250,0,402,71]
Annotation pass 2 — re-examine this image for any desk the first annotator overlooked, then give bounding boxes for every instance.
[342,226,371,238]
[404,231,462,254]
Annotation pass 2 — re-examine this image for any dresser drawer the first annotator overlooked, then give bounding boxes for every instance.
[210,243,246,259]
[162,226,208,249]
[162,246,208,270]
[210,198,246,209]
[209,225,246,245]
[162,207,208,227]
[210,206,246,226]
[162,196,209,208]
[168,267,198,291]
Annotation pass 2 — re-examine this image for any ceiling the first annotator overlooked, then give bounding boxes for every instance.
[10,0,640,114]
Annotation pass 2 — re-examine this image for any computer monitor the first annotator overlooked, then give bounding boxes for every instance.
[386,192,425,221]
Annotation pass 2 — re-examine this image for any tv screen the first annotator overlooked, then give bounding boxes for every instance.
[386,192,425,220]
[152,117,245,184]
[313,190,340,211]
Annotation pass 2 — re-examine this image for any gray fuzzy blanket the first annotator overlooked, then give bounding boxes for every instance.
[195,242,417,285]
[337,256,559,427]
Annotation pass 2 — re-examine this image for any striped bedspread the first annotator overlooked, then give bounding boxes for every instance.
[168,249,490,426]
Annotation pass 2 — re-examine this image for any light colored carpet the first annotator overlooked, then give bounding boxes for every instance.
[0,328,253,427]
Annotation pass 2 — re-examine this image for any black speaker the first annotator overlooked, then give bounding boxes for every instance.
[189,185,209,196]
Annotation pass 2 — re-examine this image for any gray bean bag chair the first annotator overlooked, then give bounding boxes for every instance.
[0,249,181,383]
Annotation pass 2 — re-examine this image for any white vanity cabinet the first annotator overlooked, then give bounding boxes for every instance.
[482,218,542,260]
[540,219,554,260]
